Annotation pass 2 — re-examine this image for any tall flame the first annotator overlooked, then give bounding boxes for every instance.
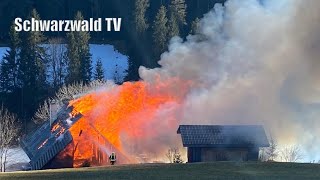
[68,79,191,165]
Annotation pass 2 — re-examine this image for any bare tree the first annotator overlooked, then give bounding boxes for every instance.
[166,147,183,163]
[55,82,86,102]
[56,80,110,101]
[267,136,278,161]
[33,82,84,125]
[48,38,66,90]
[173,149,183,163]
[0,106,20,172]
[280,145,303,162]
[33,80,114,124]
[259,148,268,162]
[166,148,174,163]
[259,135,278,162]
[32,99,51,125]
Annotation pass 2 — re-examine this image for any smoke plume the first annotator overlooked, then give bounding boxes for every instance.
[71,0,320,162]
[136,0,320,161]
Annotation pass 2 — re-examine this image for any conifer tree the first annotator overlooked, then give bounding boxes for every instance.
[153,6,168,55]
[66,11,92,84]
[169,0,187,26]
[65,30,79,83]
[18,9,47,89]
[133,0,150,35]
[190,17,200,34]
[17,9,48,118]
[94,58,104,81]
[168,15,180,39]
[0,22,20,92]
[48,38,66,90]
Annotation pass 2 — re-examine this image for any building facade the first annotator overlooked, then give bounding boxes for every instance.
[177,125,269,163]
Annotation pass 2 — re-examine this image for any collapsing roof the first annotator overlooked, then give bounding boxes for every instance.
[177,125,269,148]
[20,104,82,170]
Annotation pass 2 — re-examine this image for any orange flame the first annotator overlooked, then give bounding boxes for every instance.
[68,79,191,165]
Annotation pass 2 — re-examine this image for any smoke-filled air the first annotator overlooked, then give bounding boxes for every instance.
[69,0,320,162]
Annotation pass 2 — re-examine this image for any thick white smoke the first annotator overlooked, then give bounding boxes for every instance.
[139,0,320,161]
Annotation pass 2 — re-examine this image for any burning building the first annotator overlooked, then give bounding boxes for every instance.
[20,80,186,170]
[20,104,81,170]
[177,125,269,162]
[20,102,128,170]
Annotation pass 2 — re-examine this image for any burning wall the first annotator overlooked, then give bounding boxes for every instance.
[68,80,190,164]
[20,105,81,170]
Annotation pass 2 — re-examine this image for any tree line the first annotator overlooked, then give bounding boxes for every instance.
[0,0,226,81]
[0,0,227,131]
[126,0,221,81]
[0,0,225,42]
[0,9,105,133]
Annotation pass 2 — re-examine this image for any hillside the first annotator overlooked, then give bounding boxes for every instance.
[1,162,320,180]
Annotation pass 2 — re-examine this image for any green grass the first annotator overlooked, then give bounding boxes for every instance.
[1,162,320,180]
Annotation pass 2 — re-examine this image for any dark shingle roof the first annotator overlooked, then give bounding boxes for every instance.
[177,125,269,148]
[20,105,82,170]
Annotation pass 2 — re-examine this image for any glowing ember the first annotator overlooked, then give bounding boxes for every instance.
[68,80,190,165]
[51,124,60,132]
[38,139,48,150]
[51,122,66,138]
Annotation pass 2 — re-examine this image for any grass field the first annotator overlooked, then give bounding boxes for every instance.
[1,162,320,180]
